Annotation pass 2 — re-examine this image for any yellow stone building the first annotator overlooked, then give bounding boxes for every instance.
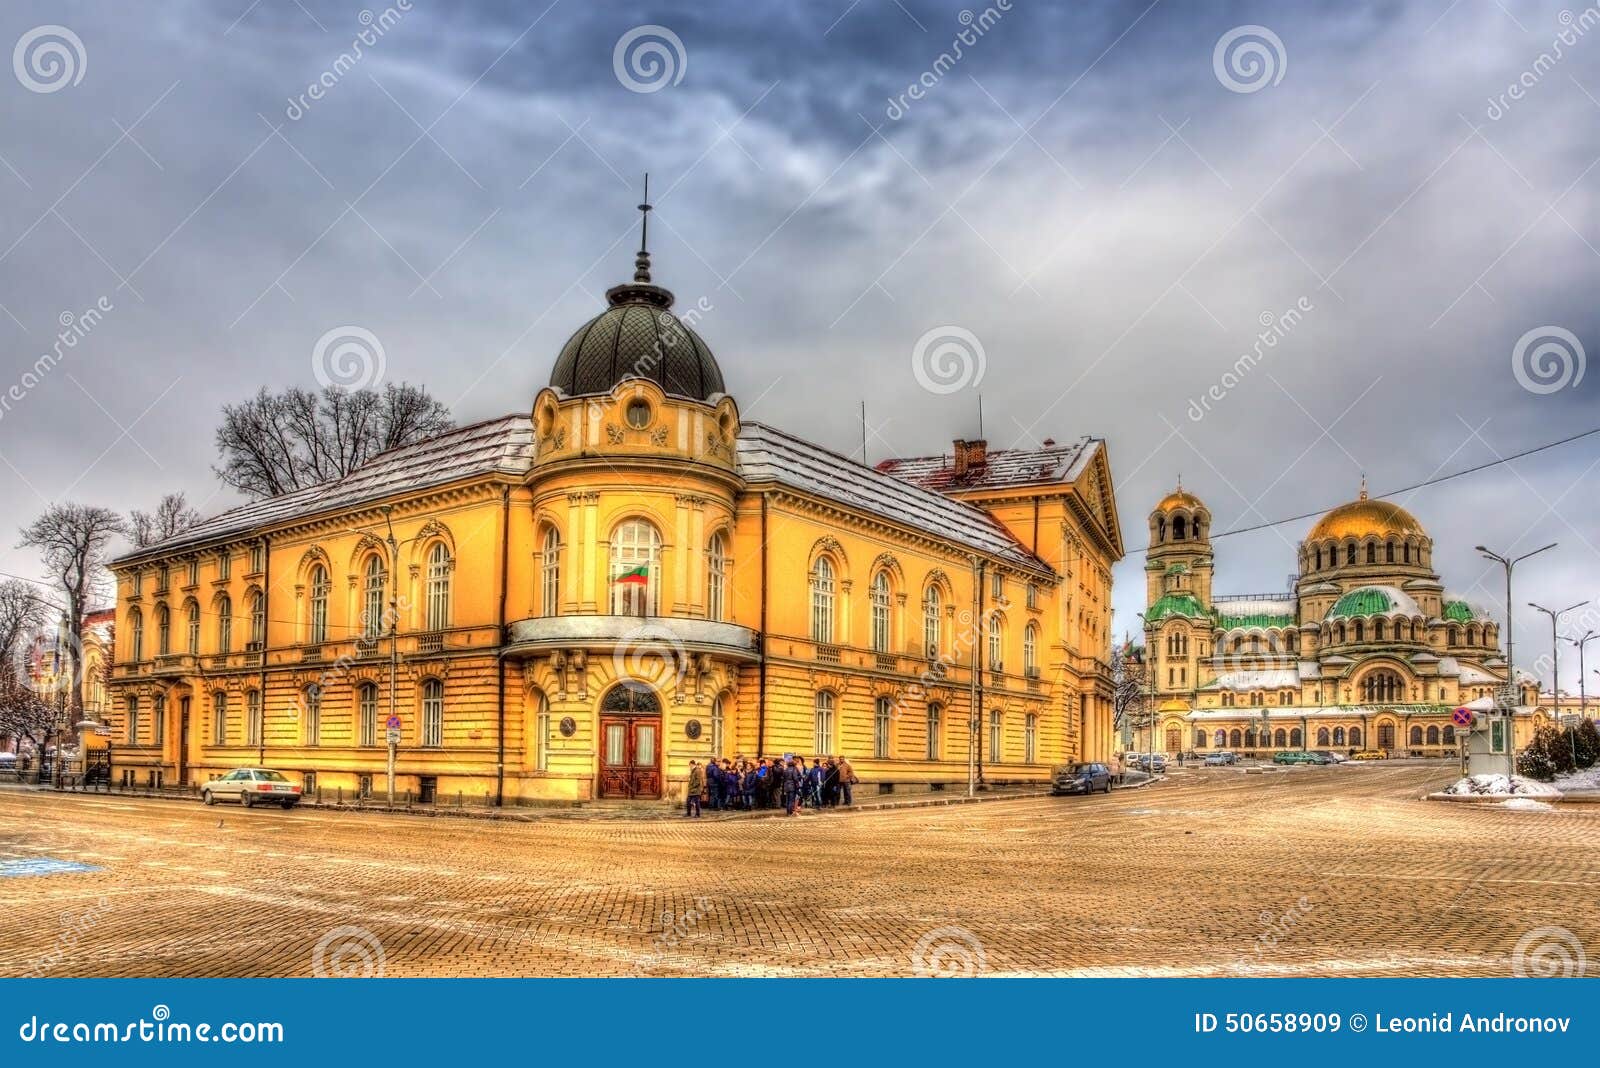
[105,234,1123,804]
[1139,481,1539,758]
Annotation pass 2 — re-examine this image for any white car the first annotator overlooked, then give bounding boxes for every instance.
[201,768,303,809]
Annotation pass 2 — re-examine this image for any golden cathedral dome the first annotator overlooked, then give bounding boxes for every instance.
[1307,481,1426,541]
[1154,479,1206,514]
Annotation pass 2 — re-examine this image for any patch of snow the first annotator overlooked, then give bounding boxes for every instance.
[1443,774,1561,797]
[1499,798,1555,812]
[1552,766,1600,792]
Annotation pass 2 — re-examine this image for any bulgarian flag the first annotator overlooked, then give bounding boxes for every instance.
[616,565,649,585]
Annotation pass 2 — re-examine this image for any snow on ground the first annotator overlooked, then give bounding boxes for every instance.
[1552,766,1600,792]
[1442,774,1561,797]
[1499,798,1555,812]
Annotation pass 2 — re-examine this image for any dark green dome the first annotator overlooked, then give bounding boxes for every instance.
[548,283,724,402]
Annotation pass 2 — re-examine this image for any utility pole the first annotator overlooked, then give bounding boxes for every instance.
[1572,631,1597,721]
[1478,543,1556,778]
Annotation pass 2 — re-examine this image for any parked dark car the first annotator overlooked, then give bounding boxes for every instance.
[1052,762,1113,795]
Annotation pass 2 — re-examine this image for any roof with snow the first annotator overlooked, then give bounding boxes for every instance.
[874,437,1100,491]
[738,422,1051,575]
[1202,668,1299,691]
[1325,584,1421,619]
[1215,596,1296,630]
[113,415,538,566]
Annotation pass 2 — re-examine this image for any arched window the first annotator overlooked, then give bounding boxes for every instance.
[1214,728,1226,747]
[923,585,942,657]
[869,571,891,652]
[308,564,329,644]
[810,557,836,643]
[927,704,943,760]
[1023,623,1039,677]
[156,604,171,656]
[425,542,451,632]
[1273,728,1287,747]
[1348,726,1362,747]
[540,527,561,617]
[186,601,200,655]
[130,610,144,661]
[707,534,727,621]
[1289,728,1302,747]
[1403,542,1412,563]
[217,596,232,654]
[814,691,836,754]
[212,690,228,746]
[363,555,387,638]
[421,678,444,747]
[1333,726,1346,745]
[126,697,140,744]
[1353,620,1364,642]
[1426,725,1440,745]
[711,697,725,755]
[1442,725,1456,744]
[1447,624,1460,646]
[1361,670,1403,703]
[1409,725,1424,745]
[535,693,551,771]
[1365,542,1376,564]
[874,696,892,757]
[249,591,265,647]
[610,520,661,616]
[358,683,378,747]
[1229,728,1242,747]
[1345,544,1356,565]
[1173,515,1187,539]
[988,710,1003,763]
[1316,726,1330,746]
[1374,618,1385,641]
[1025,713,1038,763]
[302,685,322,745]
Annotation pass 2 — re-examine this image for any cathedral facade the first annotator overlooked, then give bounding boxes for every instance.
[1140,483,1538,758]
[102,228,1123,804]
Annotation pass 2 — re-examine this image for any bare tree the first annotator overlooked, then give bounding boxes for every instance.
[129,491,203,548]
[214,383,453,499]
[0,579,48,668]
[1111,638,1150,738]
[17,504,128,722]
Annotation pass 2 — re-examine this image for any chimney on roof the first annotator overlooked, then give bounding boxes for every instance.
[952,438,987,478]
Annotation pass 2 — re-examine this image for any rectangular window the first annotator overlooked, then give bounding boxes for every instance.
[359,686,377,748]
[218,551,230,580]
[874,698,891,759]
[1026,583,1037,610]
[131,572,142,597]
[153,696,166,748]
[988,710,1002,764]
[1024,713,1037,764]
[212,692,228,746]
[156,565,169,592]
[245,690,261,747]
[422,680,444,748]
[127,697,140,744]
[186,559,199,586]
[249,543,265,573]
[926,705,941,761]
[536,699,551,772]
[991,572,1004,602]
[304,688,321,746]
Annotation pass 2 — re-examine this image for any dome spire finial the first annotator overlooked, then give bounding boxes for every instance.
[634,173,653,284]
[1359,473,1368,500]
[1176,472,1182,492]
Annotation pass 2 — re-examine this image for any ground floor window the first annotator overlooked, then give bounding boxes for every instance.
[988,710,1002,764]
[1025,713,1037,764]
[1194,728,1207,748]
[814,692,836,755]
[536,694,551,772]
[1349,727,1363,747]
[1332,726,1345,745]
[1289,727,1302,747]
[422,679,444,748]
[874,698,892,759]
[926,704,942,761]
[1317,726,1330,746]
[245,690,261,747]
[711,698,725,756]
[359,684,378,748]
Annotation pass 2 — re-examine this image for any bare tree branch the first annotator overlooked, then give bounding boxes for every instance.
[129,491,203,548]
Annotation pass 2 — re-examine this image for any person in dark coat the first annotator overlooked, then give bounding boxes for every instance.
[741,764,757,809]
[782,758,804,815]
[806,759,825,808]
[822,758,840,806]
[704,759,722,810]
[685,761,704,818]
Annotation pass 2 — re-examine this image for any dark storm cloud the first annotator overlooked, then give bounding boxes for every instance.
[1,0,1598,686]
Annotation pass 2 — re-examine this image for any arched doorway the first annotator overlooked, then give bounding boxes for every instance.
[598,682,662,799]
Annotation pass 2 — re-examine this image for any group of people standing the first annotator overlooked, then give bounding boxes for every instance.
[684,755,859,818]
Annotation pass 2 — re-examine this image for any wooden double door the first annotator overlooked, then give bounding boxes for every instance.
[597,682,662,800]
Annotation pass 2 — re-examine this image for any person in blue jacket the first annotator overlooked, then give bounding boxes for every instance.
[805,758,825,808]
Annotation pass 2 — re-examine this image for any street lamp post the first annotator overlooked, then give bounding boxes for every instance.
[1570,631,1596,721]
[1137,612,1153,779]
[1530,599,1585,767]
[1477,543,1556,777]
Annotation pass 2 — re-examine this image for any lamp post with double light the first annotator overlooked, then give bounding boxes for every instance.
[1477,543,1556,777]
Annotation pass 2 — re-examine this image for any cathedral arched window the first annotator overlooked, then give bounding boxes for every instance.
[1386,540,1395,563]
[1316,726,1330,746]
[1173,515,1187,540]
[1361,670,1403,703]
[869,571,892,653]
[1365,542,1376,564]
[1447,625,1460,646]
[1426,725,1440,745]
[363,554,387,638]
[1409,726,1423,746]
[1332,726,1345,745]
[1353,620,1364,642]
[923,584,942,657]
[1374,618,1385,641]
[1215,728,1227,747]
[308,563,329,643]
[1229,728,1242,747]
[811,557,836,643]
[1346,544,1356,566]
[425,542,452,632]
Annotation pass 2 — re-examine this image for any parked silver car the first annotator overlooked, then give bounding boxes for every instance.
[201,768,302,809]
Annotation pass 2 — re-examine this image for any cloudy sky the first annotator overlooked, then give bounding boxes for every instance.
[3,0,1599,688]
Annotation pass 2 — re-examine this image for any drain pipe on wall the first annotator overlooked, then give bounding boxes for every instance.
[495,486,510,807]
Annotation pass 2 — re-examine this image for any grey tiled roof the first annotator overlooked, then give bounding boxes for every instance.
[113,415,536,565]
[737,422,1052,575]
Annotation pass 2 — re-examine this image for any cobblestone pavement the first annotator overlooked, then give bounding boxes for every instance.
[1,763,1595,978]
